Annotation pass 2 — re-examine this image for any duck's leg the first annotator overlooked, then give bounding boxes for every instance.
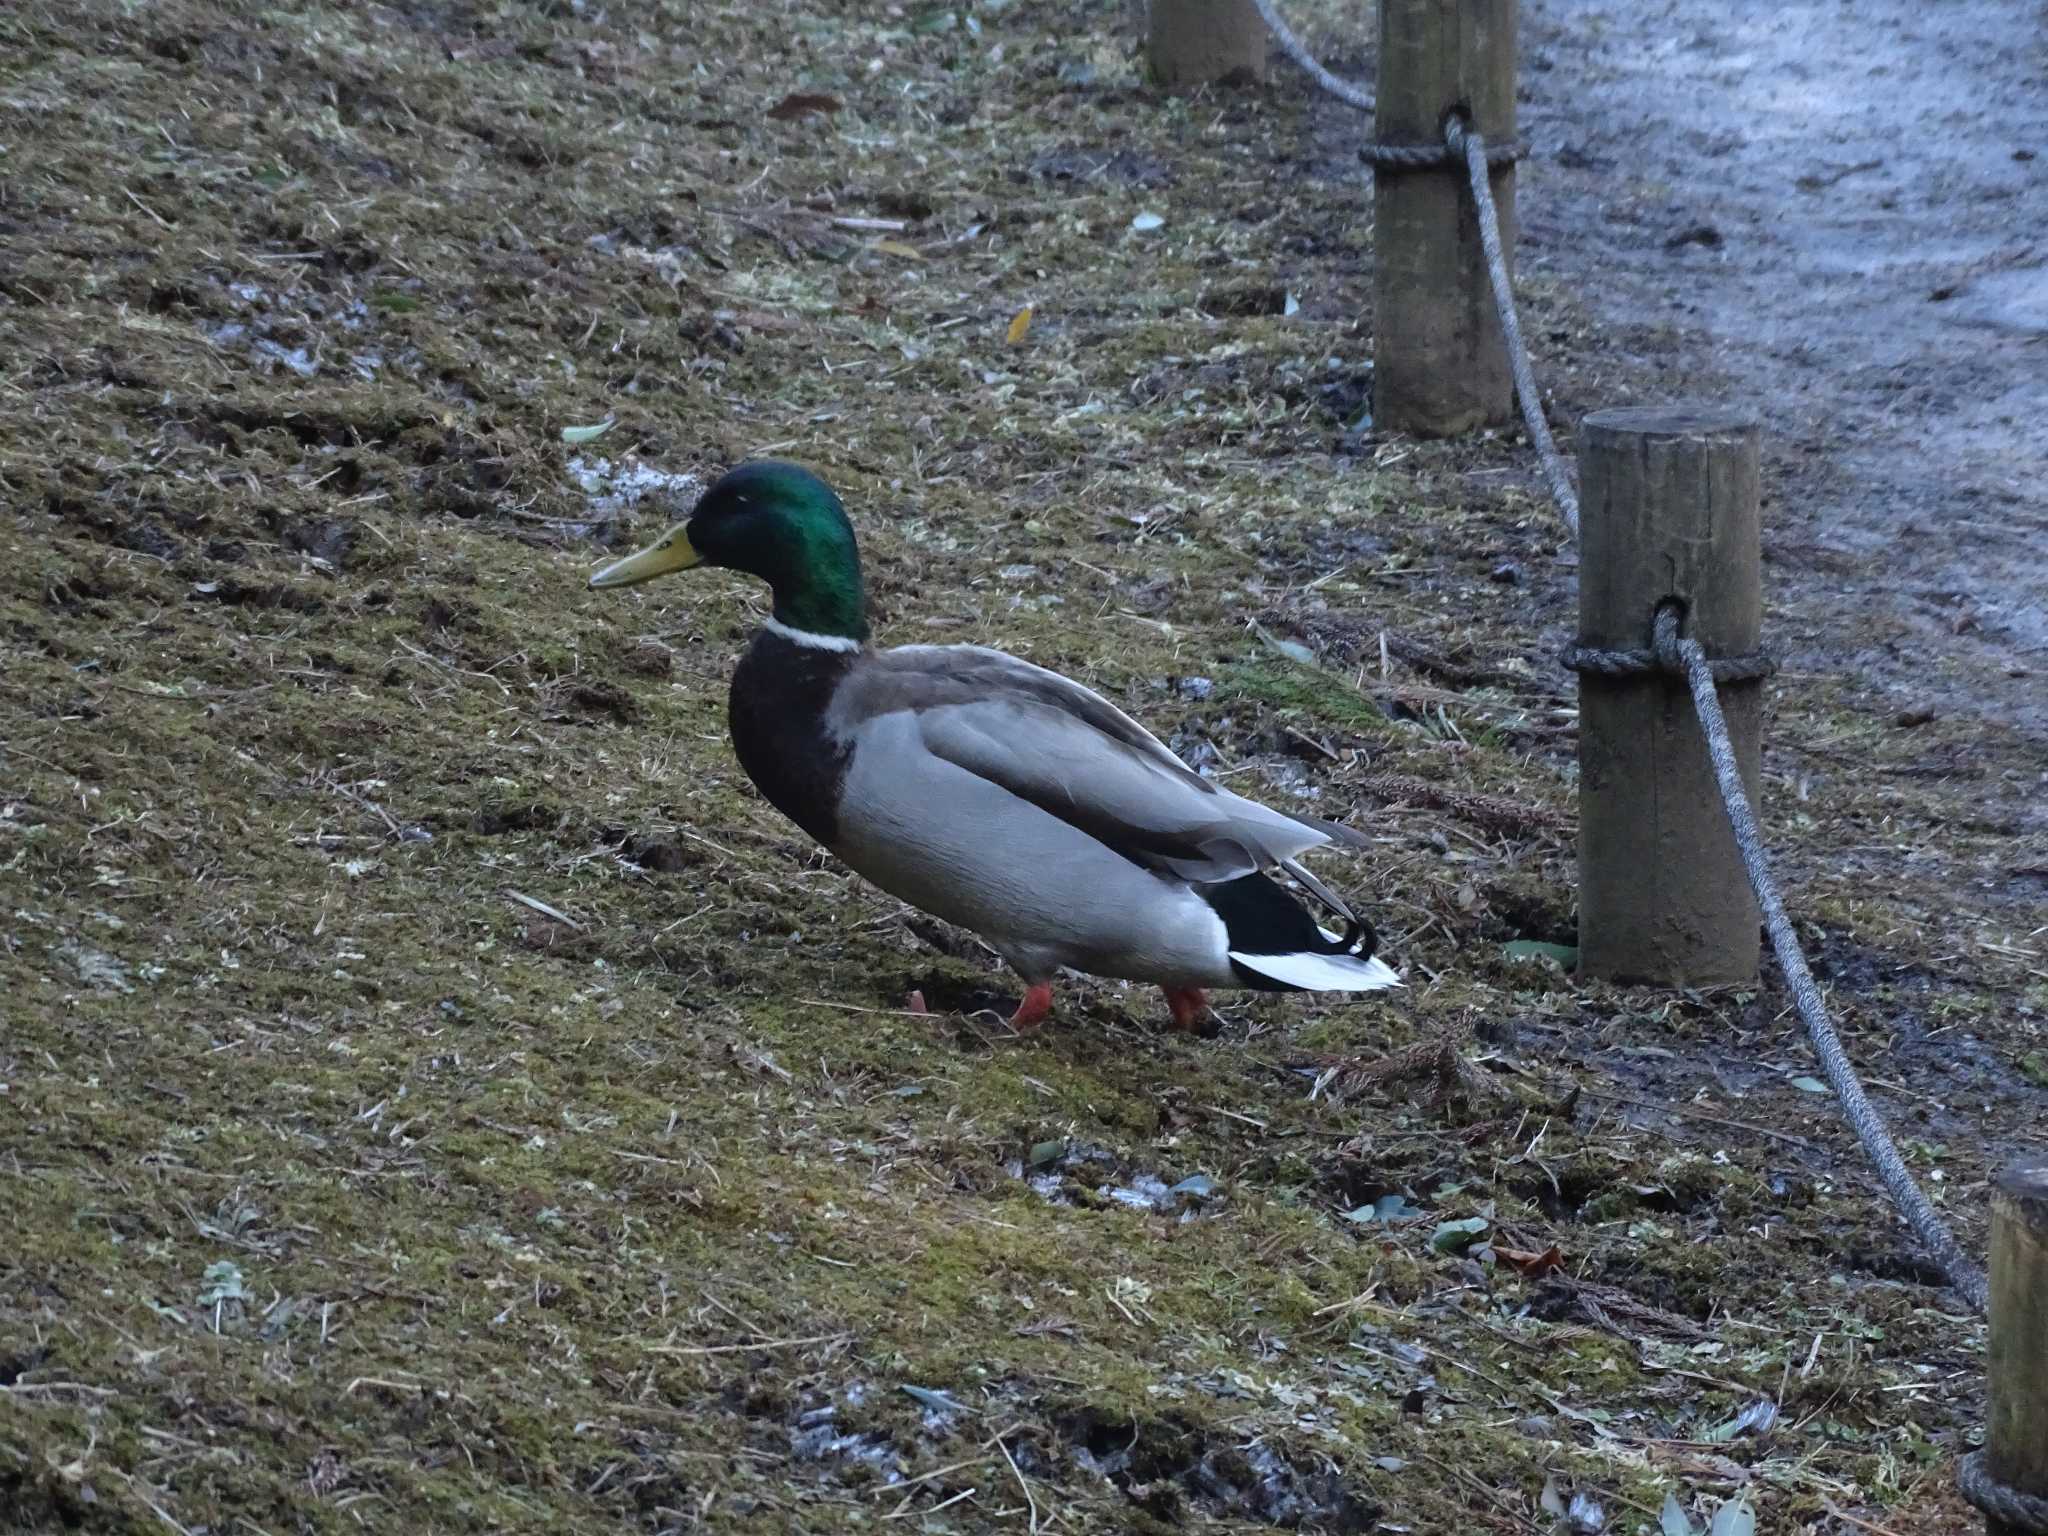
[1008,981,1055,1032]
[1162,986,1211,1032]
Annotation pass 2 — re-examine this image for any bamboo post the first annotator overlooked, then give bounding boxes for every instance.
[1984,1164,2048,1536]
[1577,406,1763,985]
[1371,0,1517,436]
[1148,0,1269,89]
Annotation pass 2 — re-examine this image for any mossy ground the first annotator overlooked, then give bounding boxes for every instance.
[2,2,2043,1532]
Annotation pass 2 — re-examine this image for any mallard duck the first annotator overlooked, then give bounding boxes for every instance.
[589,462,1398,1030]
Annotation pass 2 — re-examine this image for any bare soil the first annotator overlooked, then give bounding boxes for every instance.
[1522,0,2048,729]
[1,2,2043,1533]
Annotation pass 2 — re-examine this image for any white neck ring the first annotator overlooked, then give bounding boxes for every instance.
[762,616,863,652]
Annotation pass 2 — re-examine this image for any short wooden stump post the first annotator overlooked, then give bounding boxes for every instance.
[1148,0,1269,89]
[1371,0,1518,436]
[1982,1163,2048,1535]
[1577,406,1763,985]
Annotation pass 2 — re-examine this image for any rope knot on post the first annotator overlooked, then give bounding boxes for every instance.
[1358,133,1527,173]
[1650,602,1685,675]
[1960,1450,2048,1535]
[1558,606,1777,685]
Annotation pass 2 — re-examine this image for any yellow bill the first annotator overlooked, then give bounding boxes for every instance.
[588,524,700,589]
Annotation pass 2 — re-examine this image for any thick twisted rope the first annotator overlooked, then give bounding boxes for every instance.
[1446,118,1581,536]
[1562,639,1777,685]
[1361,137,1527,172]
[1246,0,1376,112]
[1653,606,1989,1314]
[1958,1449,2048,1534]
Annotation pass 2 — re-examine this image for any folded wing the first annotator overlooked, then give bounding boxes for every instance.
[836,644,1365,886]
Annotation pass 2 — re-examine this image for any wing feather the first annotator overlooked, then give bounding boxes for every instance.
[834,644,1360,883]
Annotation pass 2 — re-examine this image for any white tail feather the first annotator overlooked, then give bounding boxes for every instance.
[1229,950,1403,992]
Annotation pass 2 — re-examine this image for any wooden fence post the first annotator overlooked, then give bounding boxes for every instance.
[1578,407,1763,985]
[1984,1164,2048,1535]
[1148,0,1269,90]
[1372,0,1517,436]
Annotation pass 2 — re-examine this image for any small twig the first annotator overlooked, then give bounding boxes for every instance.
[1282,725,1339,762]
[798,997,943,1019]
[612,1149,696,1168]
[916,1486,978,1516]
[1820,1500,1911,1536]
[317,776,401,838]
[119,1474,196,1536]
[124,188,173,228]
[344,1376,424,1396]
[1202,1105,1269,1132]
[1357,772,1571,836]
[991,1429,1041,1535]
[646,1330,849,1356]
[1580,1088,1817,1150]
[871,1452,993,1496]
[502,889,584,931]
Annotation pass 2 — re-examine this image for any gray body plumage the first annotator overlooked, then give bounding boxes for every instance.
[820,642,1389,990]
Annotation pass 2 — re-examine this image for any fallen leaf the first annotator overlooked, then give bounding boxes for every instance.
[768,92,841,120]
[198,1260,250,1307]
[1345,1193,1414,1224]
[1005,305,1032,344]
[1788,1075,1829,1094]
[1708,1499,1756,1536]
[1495,1244,1565,1277]
[1700,1399,1777,1443]
[1430,1216,1489,1254]
[1013,1316,1079,1338]
[900,1384,970,1416]
[560,420,615,445]
[1660,1494,1697,1536]
[1130,210,1165,232]
[872,239,923,260]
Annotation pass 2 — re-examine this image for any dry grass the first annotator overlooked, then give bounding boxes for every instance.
[1,1,2043,1532]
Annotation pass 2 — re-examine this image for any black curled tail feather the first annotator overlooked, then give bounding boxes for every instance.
[1198,871,1378,992]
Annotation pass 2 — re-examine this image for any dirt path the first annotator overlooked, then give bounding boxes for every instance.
[1519,0,2048,735]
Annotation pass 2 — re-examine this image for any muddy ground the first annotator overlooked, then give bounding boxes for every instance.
[2,1,2044,1533]
[1518,0,2048,733]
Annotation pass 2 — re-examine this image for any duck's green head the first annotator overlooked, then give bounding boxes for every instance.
[588,460,868,643]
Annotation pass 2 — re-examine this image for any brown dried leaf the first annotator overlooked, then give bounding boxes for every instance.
[1496,1244,1566,1278]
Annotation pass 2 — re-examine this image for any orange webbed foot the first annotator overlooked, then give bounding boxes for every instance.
[1008,981,1055,1033]
[1161,986,1212,1033]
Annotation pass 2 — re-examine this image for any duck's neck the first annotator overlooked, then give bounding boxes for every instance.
[728,625,862,846]
[769,556,869,646]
